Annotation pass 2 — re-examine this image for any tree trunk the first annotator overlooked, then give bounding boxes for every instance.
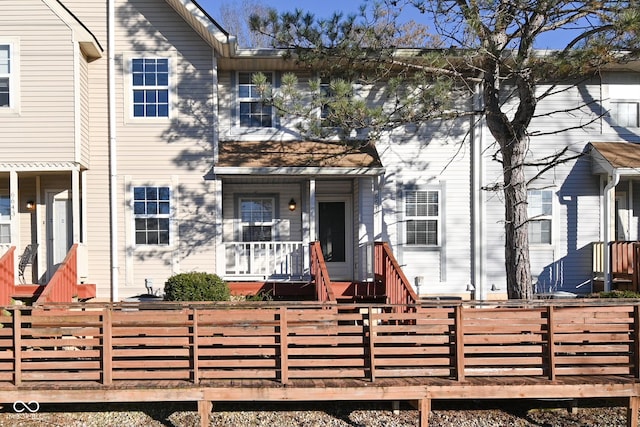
[501,136,533,300]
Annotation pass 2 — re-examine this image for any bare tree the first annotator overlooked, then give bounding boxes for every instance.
[251,0,640,299]
[219,0,272,48]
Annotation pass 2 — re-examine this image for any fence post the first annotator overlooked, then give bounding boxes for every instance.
[547,306,556,381]
[454,305,465,381]
[634,306,640,379]
[192,307,199,384]
[279,306,289,384]
[102,307,112,385]
[13,308,21,386]
[367,305,377,382]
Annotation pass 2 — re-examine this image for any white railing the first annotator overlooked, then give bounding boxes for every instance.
[224,241,306,279]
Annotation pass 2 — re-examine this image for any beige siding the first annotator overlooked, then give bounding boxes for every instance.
[0,0,78,162]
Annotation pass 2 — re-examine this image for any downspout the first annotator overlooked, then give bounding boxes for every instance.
[471,82,485,300]
[108,0,119,302]
[603,171,620,292]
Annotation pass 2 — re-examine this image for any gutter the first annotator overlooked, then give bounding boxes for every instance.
[108,0,119,302]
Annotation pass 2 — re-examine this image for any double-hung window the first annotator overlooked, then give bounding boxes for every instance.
[0,194,10,244]
[133,186,171,245]
[405,190,439,246]
[238,72,273,128]
[240,197,274,241]
[132,58,169,118]
[610,101,639,128]
[528,189,553,244]
[0,44,12,108]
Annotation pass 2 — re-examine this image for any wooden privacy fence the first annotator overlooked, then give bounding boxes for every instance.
[0,300,638,386]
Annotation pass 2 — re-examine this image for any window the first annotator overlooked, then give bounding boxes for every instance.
[0,45,11,108]
[0,195,9,244]
[238,72,273,127]
[132,58,169,118]
[528,190,553,244]
[405,190,439,246]
[610,102,639,127]
[240,198,274,241]
[319,78,332,122]
[133,186,171,245]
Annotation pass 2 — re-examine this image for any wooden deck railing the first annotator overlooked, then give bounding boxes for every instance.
[374,242,418,306]
[310,242,336,303]
[1,299,636,387]
[0,247,14,306]
[592,241,640,291]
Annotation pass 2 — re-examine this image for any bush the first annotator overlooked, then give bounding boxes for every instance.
[598,290,640,299]
[163,272,230,302]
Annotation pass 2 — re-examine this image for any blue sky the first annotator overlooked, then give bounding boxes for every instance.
[196,0,572,49]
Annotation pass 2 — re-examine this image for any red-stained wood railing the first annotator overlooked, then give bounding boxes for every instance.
[374,242,418,307]
[310,242,336,303]
[592,241,640,291]
[1,299,637,388]
[30,244,96,305]
[0,247,15,306]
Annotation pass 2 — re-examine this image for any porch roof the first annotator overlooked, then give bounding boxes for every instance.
[590,141,640,176]
[215,140,384,176]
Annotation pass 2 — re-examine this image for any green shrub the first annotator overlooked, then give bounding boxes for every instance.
[163,272,230,302]
[598,290,640,299]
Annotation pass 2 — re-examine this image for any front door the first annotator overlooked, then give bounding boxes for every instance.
[46,190,72,279]
[615,192,629,240]
[317,197,353,280]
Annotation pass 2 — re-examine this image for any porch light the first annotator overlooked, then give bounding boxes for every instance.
[288,198,297,211]
[25,200,35,211]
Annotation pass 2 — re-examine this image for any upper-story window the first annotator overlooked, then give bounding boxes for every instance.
[237,72,273,128]
[132,58,170,118]
[528,189,553,244]
[133,186,171,245]
[405,190,440,246]
[610,101,639,128]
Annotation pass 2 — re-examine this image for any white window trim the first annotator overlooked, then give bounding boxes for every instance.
[235,71,275,129]
[403,189,441,247]
[123,53,175,123]
[0,37,20,115]
[528,189,554,246]
[131,185,174,247]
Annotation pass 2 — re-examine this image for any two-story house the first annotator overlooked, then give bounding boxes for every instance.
[2,0,640,302]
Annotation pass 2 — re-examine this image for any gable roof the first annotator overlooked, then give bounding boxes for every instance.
[164,0,236,56]
[590,141,640,175]
[45,0,103,61]
[216,140,384,176]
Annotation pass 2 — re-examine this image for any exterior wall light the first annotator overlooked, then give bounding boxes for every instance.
[288,198,297,211]
[26,200,35,211]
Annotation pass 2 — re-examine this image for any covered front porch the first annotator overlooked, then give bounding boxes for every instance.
[591,142,640,292]
[213,140,385,285]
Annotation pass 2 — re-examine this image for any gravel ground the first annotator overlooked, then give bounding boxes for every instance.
[0,399,632,426]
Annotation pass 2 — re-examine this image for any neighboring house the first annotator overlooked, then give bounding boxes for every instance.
[1,0,639,301]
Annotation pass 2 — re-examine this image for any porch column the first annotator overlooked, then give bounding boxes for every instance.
[308,179,316,242]
[603,171,620,292]
[9,169,17,249]
[214,178,224,276]
[72,167,80,244]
